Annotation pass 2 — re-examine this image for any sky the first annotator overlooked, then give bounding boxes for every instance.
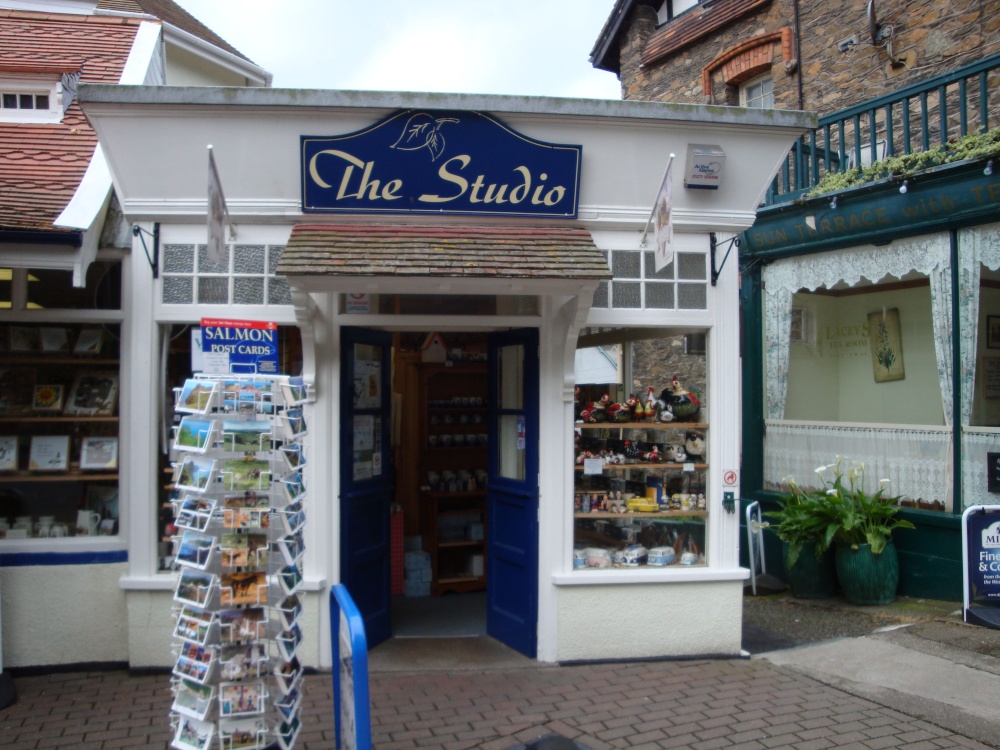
[174,1,623,99]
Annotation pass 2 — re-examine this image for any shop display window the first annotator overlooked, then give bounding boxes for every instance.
[573,329,709,569]
[0,262,122,543]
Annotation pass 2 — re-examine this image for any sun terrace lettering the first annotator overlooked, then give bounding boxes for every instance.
[307,150,568,208]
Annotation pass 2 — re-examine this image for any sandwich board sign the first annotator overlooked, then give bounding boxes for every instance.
[330,584,371,749]
[962,505,1000,629]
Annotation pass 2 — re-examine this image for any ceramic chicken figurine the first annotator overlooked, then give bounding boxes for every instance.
[685,432,705,459]
[661,376,700,422]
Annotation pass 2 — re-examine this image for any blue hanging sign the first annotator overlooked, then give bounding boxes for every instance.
[200,318,279,375]
[963,506,1000,630]
[301,110,581,218]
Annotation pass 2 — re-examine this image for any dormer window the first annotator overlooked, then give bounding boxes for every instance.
[0,78,65,123]
[656,0,702,24]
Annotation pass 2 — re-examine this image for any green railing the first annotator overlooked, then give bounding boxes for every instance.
[766,51,1000,205]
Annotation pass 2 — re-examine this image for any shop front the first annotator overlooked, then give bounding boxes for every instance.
[56,86,814,668]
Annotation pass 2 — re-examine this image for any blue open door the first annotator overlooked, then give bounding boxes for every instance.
[339,327,393,648]
[486,328,539,657]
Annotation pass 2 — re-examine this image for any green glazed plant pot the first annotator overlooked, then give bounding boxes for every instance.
[783,541,837,599]
[835,540,900,605]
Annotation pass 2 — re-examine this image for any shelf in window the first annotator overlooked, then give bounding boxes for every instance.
[436,575,482,585]
[423,490,485,499]
[438,540,484,549]
[575,510,707,519]
[0,472,118,483]
[0,357,120,367]
[577,422,708,431]
[575,462,707,471]
[0,416,119,423]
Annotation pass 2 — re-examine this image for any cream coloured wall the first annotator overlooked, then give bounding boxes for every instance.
[1,563,127,667]
[784,285,943,425]
[555,581,743,661]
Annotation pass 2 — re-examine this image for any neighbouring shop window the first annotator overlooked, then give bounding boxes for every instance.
[158,323,303,570]
[592,249,707,311]
[0,264,123,542]
[762,238,952,511]
[160,244,291,306]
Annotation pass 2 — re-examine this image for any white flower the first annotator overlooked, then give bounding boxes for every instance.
[815,465,828,476]
[826,489,838,496]
[782,475,797,486]
[879,478,891,488]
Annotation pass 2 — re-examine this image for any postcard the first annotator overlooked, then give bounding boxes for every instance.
[9,326,39,352]
[273,656,302,696]
[219,459,270,492]
[176,456,217,493]
[220,533,268,569]
[276,624,303,661]
[219,681,265,719]
[218,718,268,750]
[172,716,214,750]
[79,436,118,470]
[32,384,64,412]
[219,608,266,644]
[220,571,267,607]
[220,420,271,453]
[221,378,273,414]
[64,372,118,416]
[172,680,214,722]
[73,327,104,355]
[223,507,269,531]
[280,442,305,471]
[280,472,304,503]
[173,654,211,686]
[176,531,216,570]
[278,565,302,596]
[281,376,309,406]
[174,417,216,454]
[280,408,307,438]
[174,608,216,646]
[275,686,301,722]
[176,379,217,415]
[0,435,17,471]
[223,490,269,510]
[175,495,215,532]
[280,504,305,536]
[277,531,304,567]
[219,643,267,682]
[28,435,69,471]
[277,715,301,750]
[276,595,302,630]
[175,569,215,609]
[39,327,70,353]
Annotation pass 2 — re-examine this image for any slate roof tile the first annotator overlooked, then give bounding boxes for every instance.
[0,10,141,233]
[278,224,613,281]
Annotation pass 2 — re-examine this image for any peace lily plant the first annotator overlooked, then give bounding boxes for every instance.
[768,456,914,567]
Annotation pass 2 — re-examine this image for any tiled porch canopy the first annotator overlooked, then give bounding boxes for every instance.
[277,224,611,281]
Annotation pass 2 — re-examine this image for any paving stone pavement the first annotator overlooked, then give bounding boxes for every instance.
[0,657,995,750]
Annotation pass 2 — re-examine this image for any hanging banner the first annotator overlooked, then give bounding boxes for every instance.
[200,319,279,375]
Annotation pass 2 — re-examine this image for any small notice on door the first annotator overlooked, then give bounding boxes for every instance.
[517,415,526,451]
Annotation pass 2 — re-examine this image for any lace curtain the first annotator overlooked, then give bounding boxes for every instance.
[959,223,1000,507]
[765,421,952,509]
[762,232,951,420]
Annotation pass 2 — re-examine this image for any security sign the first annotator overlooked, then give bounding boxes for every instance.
[963,506,1000,630]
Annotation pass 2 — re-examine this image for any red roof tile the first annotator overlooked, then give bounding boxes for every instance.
[641,0,771,68]
[278,224,612,281]
[0,11,141,233]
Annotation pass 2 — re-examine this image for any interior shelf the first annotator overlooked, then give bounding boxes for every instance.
[577,422,708,431]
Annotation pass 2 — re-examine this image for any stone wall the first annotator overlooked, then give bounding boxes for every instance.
[616,0,1000,117]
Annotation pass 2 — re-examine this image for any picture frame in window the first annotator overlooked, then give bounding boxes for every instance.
[39,327,71,353]
[28,434,69,471]
[0,435,17,471]
[9,326,39,352]
[988,316,1000,349]
[64,372,118,416]
[73,327,104,355]
[79,436,119,470]
[32,384,64,412]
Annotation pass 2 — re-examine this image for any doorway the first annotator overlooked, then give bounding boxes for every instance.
[339,327,540,656]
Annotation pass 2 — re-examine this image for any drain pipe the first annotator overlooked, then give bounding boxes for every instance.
[793,0,804,110]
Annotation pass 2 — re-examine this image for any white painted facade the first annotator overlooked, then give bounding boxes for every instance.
[44,86,814,668]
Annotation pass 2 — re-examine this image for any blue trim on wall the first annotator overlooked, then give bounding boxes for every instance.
[0,550,128,567]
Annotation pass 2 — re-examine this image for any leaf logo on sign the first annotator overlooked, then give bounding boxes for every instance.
[391,113,459,162]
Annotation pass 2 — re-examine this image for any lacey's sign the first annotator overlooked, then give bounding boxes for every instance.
[301,110,581,218]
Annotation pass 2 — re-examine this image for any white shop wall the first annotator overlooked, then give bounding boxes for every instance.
[785,285,943,425]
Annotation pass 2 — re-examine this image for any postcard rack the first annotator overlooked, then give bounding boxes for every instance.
[169,374,309,750]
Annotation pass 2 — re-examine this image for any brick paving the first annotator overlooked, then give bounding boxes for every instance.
[0,658,994,750]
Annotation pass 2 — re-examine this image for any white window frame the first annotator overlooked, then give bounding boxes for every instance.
[0,77,65,123]
[740,74,774,109]
[656,0,700,24]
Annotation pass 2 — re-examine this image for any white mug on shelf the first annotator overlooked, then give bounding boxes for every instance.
[76,510,101,536]
[50,523,68,538]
